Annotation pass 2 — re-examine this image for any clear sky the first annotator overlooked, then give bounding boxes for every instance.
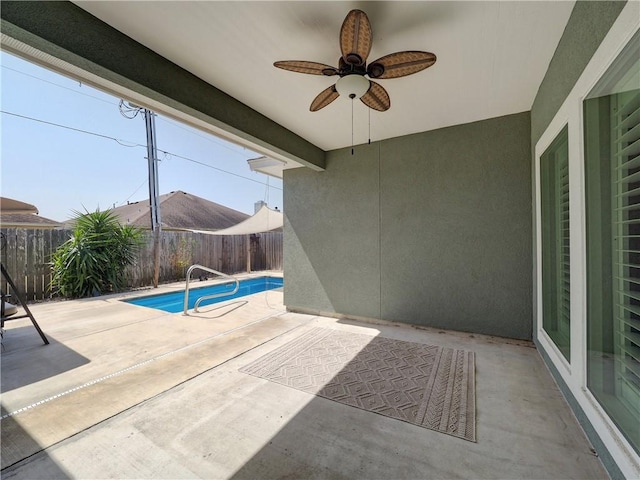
[0,51,283,222]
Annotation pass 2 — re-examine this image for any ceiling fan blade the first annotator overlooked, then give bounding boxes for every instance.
[310,85,340,112]
[360,81,390,111]
[367,51,436,79]
[340,9,372,66]
[274,61,338,76]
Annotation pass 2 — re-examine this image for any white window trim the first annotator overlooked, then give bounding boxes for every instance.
[534,3,640,478]
[535,118,572,377]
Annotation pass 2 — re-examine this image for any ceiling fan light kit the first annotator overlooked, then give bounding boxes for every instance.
[274,9,437,112]
[336,74,370,99]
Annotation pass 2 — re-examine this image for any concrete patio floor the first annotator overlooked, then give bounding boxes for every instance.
[1,275,607,479]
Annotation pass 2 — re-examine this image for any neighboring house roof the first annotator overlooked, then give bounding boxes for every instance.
[0,213,62,228]
[110,190,250,230]
[0,197,39,214]
[0,197,61,228]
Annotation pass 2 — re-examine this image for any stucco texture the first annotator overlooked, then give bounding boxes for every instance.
[530,1,626,146]
[285,112,532,340]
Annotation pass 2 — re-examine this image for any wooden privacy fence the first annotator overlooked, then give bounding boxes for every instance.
[0,228,283,301]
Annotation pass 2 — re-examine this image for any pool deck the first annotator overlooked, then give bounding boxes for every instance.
[1,272,608,479]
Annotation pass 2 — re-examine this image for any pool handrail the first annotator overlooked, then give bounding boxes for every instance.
[183,264,239,315]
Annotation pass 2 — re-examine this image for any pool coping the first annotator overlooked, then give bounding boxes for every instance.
[122,275,284,315]
[84,270,283,305]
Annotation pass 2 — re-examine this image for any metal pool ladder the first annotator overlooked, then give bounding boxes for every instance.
[183,264,239,315]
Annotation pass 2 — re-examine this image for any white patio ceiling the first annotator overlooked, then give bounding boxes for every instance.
[74,1,575,152]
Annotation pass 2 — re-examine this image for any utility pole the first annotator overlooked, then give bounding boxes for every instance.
[144,108,162,288]
[119,100,162,288]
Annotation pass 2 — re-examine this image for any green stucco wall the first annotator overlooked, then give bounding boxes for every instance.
[285,112,532,340]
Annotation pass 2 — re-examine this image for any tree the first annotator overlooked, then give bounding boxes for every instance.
[50,210,143,298]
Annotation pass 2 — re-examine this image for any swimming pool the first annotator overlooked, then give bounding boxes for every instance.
[124,276,283,313]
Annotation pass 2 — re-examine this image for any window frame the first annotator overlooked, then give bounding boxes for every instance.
[533,4,640,476]
[583,39,640,457]
[540,124,571,362]
[536,119,575,375]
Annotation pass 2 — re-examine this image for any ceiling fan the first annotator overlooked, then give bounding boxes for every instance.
[274,9,437,112]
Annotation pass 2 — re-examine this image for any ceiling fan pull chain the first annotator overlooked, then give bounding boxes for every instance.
[351,96,355,155]
[368,107,371,145]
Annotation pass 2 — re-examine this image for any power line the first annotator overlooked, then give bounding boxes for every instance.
[1,65,117,106]
[2,64,279,187]
[156,148,282,190]
[118,99,142,119]
[2,64,254,161]
[1,110,144,146]
[120,179,148,206]
[156,116,250,159]
[1,110,282,191]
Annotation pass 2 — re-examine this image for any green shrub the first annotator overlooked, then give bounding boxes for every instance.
[50,210,143,298]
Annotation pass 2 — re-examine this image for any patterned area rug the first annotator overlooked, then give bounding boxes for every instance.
[240,327,476,442]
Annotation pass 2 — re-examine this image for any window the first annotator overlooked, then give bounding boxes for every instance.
[541,126,570,361]
[585,30,640,454]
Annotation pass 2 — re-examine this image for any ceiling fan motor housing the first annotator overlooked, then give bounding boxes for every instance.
[367,62,385,78]
[345,53,364,66]
[336,56,367,77]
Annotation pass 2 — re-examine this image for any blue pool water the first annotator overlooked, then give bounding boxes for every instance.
[124,276,283,313]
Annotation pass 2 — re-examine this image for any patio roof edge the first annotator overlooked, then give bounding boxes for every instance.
[0,1,326,171]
